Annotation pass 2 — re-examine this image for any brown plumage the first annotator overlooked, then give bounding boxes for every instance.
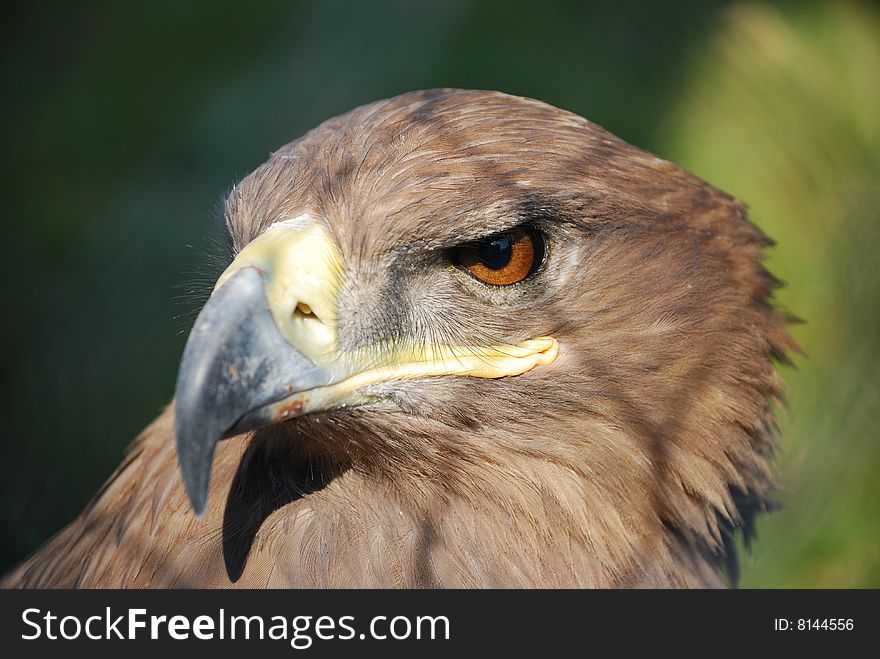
[3,89,794,588]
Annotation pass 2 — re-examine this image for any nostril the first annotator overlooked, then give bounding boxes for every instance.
[293,302,317,321]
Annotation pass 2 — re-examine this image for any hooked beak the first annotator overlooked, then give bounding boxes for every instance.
[174,216,558,516]
[174,266,334,515]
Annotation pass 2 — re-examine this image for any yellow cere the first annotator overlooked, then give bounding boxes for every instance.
[215,216,342,365]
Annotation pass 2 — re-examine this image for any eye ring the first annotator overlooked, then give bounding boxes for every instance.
[453,227,546,286]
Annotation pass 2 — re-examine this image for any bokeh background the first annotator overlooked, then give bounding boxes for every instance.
[1,0,877,586]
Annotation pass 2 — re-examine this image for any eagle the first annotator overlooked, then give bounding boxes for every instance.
[3,89,793,588]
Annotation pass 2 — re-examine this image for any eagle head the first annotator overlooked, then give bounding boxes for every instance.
[174,89,793,587]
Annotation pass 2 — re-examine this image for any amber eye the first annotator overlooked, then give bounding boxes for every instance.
[454,228,545,286]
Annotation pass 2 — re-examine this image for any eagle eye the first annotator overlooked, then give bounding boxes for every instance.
[453,227,545,286]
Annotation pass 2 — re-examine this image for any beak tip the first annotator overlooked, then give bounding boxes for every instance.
[175,416,215,518]
[192,500,207,520]
[181,470,211,517]
[182,476,209,518]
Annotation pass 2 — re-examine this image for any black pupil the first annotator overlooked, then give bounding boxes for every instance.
[478,236,512,270]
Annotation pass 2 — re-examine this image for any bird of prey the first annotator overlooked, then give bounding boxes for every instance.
[3,89,793,588]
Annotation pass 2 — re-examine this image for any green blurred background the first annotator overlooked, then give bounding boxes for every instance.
[1,0,877,586]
